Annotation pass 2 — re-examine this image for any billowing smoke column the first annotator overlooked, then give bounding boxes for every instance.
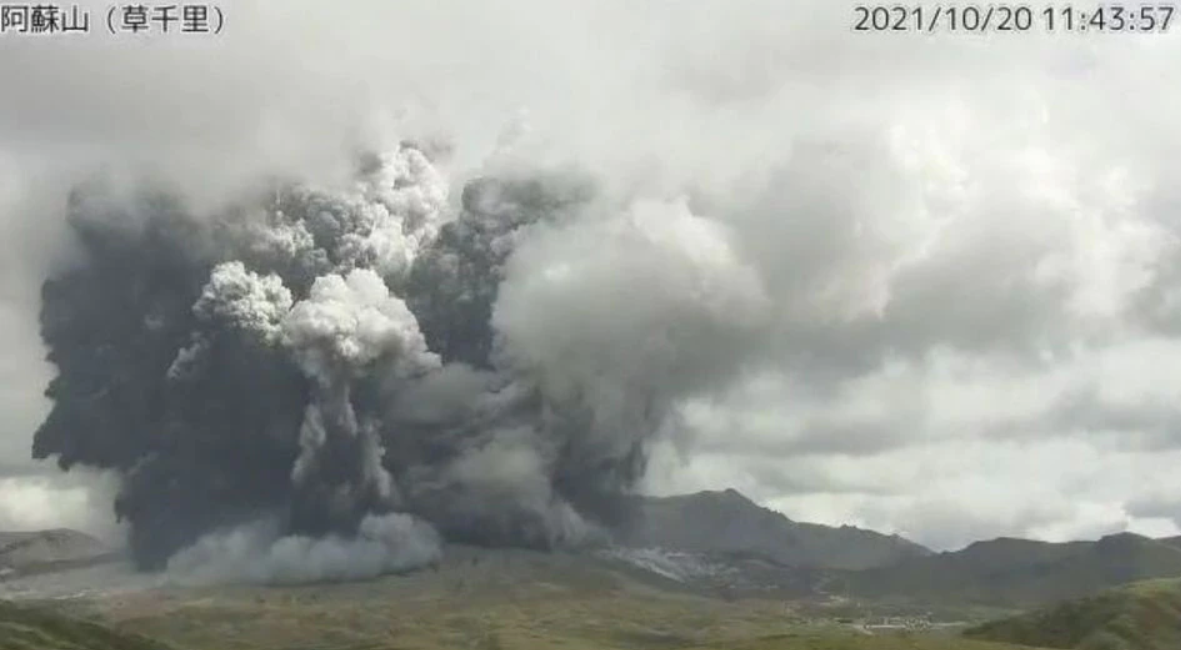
[32,144,769,582]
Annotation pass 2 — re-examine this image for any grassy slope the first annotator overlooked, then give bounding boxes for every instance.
[965,578,1181,650]
[86,591,1042,650]
[0,600,171,650]
[42,547,1039,650]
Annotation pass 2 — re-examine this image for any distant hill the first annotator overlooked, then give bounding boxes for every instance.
[0,600,172,650]
[0,529,116,579]
[965,577,1181,650]
[840,532,1181,607]
[616,489,931,570]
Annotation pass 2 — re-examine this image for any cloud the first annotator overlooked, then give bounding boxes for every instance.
[646,342,1181,549]
[0,471,123,542]
[165,513,441,586]
[3,0,1181,553]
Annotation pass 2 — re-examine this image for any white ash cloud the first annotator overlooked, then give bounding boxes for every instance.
[282,269,439,381]
[194,262,293,342]
[166,512,440,586]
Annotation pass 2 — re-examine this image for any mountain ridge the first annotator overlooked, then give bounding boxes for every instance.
[840,531,1181,607]
[617,489,932,571]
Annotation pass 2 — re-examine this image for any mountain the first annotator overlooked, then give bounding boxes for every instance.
[964,577,1181,649]
[1157,536,1181,550]
[840,532,1181,607]
[615,489,931,571]
[0,528,116,579]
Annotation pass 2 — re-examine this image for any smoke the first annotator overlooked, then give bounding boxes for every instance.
[30,140,769,582]
[166,512,441,586]
[16,0,1181,573]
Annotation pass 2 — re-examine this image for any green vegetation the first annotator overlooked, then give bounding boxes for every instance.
[0,600,172,650]
[65,587,806,650]
[965,577,1181,649]
[57,594,1041,650]
[48,578,1037,650]
[4,587,1037,650]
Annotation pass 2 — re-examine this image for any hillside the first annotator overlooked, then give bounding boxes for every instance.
[0,529,116,579]
[0,600,172,650]
[33,544,1037,650]
[1156,536,1181,550]
[617,490,931,570]
[840,533,1181,607]
[965,578,1181,650]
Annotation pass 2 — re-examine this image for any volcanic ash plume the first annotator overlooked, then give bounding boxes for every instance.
[31,144,769,583]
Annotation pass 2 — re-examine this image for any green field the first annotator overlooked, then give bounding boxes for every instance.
[3,595,1041,650]
[2,547,1046,650]
[0,601,172,650]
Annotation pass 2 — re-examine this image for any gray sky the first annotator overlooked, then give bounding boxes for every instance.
[3,1,1181,551]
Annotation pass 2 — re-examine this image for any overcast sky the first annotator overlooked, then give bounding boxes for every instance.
[3,0,1181,551]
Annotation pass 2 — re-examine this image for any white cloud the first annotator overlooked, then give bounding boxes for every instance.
[0,472,123,542]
